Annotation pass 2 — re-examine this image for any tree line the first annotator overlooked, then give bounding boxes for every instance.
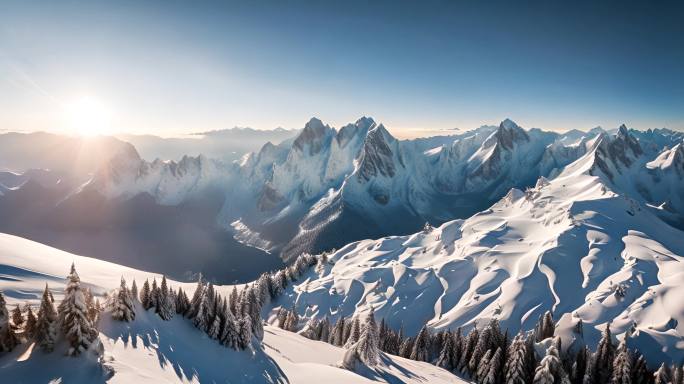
[275,304,677,384]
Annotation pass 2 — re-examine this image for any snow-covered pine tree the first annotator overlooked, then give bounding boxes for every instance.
[11,304,23,328]
[140,279,152,310]
[206,295,222,339]
[355,307,379,366]
[175,287,187,314]
[168,288,177,314]
[533,345,568,384]
[238,314,253,350]
[34,284,57,352]
[319,316,331,342]
[459,325,479,373]
[436,329,458,371]
[629,352,648,384]
[594,323,615,384]
[111,277,135,322]
[504,333,528,384]
[229,285,239,315]
[611,339,632,384]
[399,337,414,358]
[255,274,270,306]
[188,274,205,319]
[653,363,670,384]
[570,346,588,384]
[156,276,173,321]
[524,332,538,381]
[330,315,345,346]
[410,325,430,362]
[469,323,493,374]
[482,347,504,384]
[130,279,138,302]
[244,287,264,340]
[151,278,160,310]
[0,291,18,352]
[345,316,362,348]
[315,252,328,276]
[476,349,494,382]
[25,305,37,339]
[673,365,683,384]
[220,298,240,349]
[58,263,98,356]
[194,282,215,332]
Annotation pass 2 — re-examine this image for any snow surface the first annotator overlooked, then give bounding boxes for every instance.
[0,233,468,383]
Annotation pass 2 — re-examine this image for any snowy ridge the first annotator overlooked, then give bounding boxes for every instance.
[270,129,684,367]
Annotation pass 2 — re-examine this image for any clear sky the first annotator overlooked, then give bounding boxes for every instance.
[1,0,683,137]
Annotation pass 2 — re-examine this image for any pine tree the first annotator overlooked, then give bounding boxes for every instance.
[631,353,649,384]
[345,317,361,347]
[238,315,253,349]
[175,287,189,315]
[24,305,37,339]
[476,349,493,382]
[111,277,135,322]
[611,339,632,384]
[330,316,346,346]
[130,279,138,302]
[355,307,379,366]
[151,278,160,310]
[0,292,18,352]
[399,337,414,358]
[436,330,458,371]
[505,333,529,384]
[156,276,173,320]
[673,365,683,384]
[188,275,205,319]
[319,316,331,342]
[653,363,670,384]
[206,296,222,339]
[34,284,57,352]
[243,287,264,340]
[469,323,493,375]
[140,279,152,310]
[220,299,241,350]
[533,345,568,384]
[229,286,239,315]
[484,347,504,384]
[593,323,615,384]
[411,325,430,362]
[58,263,98,355]
[459,325,479,373]
[571,346,588,384]
[11,304,23,328]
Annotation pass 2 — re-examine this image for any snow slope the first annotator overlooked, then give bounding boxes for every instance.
[269,129,684,367]
[0,233,467,383]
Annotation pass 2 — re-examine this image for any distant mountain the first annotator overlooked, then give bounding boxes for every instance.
[116,127,299,163]
[2,118,681,282]
[269,127,684,367]
[84,117,684,263]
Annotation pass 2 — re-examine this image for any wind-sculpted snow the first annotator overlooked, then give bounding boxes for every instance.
[272,133,684,367]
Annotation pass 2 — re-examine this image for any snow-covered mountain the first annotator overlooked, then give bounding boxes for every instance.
[0,232,464,384]
[268,128,684,367]
[70,117,684,264]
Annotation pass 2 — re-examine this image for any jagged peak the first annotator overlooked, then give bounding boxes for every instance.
[354,116,376,130]
[292,117,334,155]
[368,123,395,143]
[500,118,521,130]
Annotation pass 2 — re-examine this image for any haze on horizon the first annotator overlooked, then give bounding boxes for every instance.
[1,0,683,138]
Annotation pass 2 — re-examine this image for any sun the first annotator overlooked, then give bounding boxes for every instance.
[64,96,112,136]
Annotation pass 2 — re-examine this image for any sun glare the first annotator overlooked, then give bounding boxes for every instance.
[64,96,112,136]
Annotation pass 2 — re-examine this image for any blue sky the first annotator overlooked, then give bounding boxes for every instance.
[1,0,682,137]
